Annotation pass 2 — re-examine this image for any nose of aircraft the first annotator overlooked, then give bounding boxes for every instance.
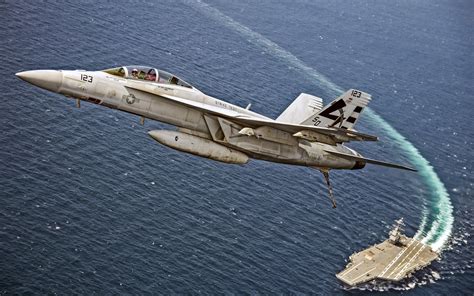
[16,70,62,93]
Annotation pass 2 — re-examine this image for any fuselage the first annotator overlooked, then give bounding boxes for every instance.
[16,66,362,170]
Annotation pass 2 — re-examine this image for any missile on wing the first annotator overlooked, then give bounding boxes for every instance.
[148,130,249,164]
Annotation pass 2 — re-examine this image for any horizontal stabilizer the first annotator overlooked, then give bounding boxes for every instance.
[325,150,417,172]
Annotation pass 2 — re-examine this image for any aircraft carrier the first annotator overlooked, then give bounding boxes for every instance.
[336,218,438,286]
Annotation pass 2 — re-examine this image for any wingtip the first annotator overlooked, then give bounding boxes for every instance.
[393,164,418,172]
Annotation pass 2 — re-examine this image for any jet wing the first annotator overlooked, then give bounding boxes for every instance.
[125,85,245,118]
[125,85,378,143]
[325,150,417,171]
[229,116,378,142]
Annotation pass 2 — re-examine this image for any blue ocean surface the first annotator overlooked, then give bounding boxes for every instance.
[1,0,472,294]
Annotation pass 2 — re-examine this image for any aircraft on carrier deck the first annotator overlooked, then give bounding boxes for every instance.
[16,65,416,207]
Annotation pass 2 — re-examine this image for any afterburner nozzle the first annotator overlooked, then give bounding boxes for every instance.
[16,70,63,93]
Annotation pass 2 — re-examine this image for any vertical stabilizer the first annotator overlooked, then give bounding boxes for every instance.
[276,93,323,124]
[301,89,371,130]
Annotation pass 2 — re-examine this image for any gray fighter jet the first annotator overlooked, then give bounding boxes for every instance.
[16,66,415,207]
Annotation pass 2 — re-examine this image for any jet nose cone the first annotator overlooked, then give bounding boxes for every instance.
[16,70,62,93]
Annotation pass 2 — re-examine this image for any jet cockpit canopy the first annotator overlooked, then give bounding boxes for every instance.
[103,66,193,89]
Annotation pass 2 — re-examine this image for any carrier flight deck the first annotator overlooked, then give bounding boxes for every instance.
[337,218,438,286]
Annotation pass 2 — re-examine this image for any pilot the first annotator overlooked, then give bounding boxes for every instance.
[131,68,139,78]
[118,67,125,77]
[138,70,146,79]
[146,69,157,81]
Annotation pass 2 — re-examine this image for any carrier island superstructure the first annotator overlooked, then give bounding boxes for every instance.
[336,218,438,286]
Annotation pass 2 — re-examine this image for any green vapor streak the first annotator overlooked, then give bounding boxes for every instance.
[364,109,453,251]
[189,0,454,251]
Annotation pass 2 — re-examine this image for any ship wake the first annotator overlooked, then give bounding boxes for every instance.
[188,0,454,271]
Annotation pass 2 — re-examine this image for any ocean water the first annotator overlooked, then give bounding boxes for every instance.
[1,0,472,294]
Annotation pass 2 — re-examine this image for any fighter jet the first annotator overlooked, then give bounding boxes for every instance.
[16,65,416,208]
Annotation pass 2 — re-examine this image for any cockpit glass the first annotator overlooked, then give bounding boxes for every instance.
[102,65,193,88]
[103,67,126,77]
